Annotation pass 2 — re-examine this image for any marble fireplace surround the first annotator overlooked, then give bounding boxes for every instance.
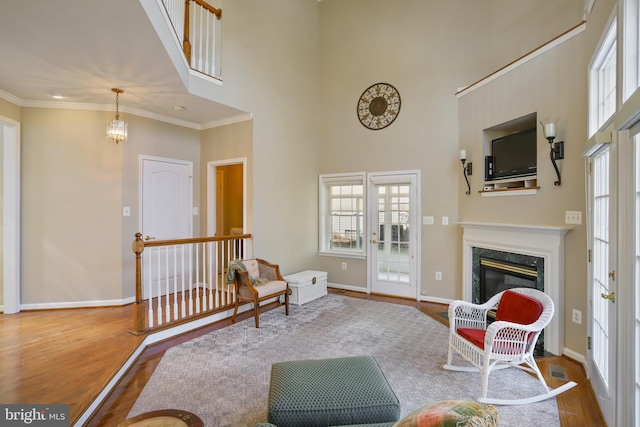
[459,222,572,356]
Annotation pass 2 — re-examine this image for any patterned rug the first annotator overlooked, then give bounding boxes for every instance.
[128,294,560,426]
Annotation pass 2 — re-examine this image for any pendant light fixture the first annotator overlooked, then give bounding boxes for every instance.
[106,88,127,143]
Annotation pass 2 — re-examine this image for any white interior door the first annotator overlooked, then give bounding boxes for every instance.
[367,172,419,299]
[587,146,617,426]
[140,156,193,298]
[141,156,193,241]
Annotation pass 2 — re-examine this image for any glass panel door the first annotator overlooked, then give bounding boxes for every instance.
[368,173,418,299]
[588,147,617,426]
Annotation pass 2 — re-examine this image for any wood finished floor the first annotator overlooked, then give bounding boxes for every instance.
[0,289,606,427]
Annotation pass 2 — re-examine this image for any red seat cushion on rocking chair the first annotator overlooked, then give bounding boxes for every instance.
[457,328,486,349]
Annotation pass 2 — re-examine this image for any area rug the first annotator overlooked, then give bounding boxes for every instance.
[128,294,560,426]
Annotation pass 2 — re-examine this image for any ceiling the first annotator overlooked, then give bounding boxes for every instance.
[0,0,247,128]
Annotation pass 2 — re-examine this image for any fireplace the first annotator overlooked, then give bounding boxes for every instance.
[473,249,546,355]
[472,248,544,304]
[459,222,571,356]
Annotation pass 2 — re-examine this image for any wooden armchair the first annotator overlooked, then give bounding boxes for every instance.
[229,258,289,328]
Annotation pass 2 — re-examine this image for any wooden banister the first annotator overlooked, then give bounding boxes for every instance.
[132,231,250,334]
[183,0,221,67]
[193,0,221,18]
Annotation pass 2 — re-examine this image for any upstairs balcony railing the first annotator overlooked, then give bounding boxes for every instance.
[132,232,250,334]
[160,0,222,79]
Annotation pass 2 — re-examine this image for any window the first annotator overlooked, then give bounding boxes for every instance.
[319,173,366,256]
[623,0,640,100]
[590,18,618,136]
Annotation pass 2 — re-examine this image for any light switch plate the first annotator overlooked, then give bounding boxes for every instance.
[565,211,582,224]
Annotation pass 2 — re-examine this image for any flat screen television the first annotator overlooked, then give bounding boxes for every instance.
[490,127,537,180]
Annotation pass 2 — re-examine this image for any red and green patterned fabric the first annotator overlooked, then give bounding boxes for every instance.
[393,400,499,427]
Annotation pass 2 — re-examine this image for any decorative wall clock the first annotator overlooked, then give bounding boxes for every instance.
[356,83,401,130]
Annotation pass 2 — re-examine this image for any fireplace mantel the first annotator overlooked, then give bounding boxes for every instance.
[458,222,572,355]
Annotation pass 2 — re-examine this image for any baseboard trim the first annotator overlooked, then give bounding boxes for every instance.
[562,347,586,366]
[419,295,454,305]
[18,297,136,311]
[327,282,369,293]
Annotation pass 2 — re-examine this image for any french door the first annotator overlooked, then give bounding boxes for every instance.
[633,134,640,427]
[367,172,419,299]
[587,145,617,426]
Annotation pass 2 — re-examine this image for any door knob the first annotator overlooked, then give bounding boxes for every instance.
[145,235,156,241]
[601,292,616,303]
[371,239,378,244]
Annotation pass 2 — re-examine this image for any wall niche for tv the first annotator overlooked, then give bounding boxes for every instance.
[481,112,538,197]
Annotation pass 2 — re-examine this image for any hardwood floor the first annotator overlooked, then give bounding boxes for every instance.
[1,289,606,426]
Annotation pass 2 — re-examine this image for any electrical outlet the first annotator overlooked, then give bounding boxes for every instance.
[565,211,582,225]
[423,216,434,225]
[122,206,130,217]
[572,309,582,325]
[435,271,442,280]
[442,216,449,225]
[341,262,347,270]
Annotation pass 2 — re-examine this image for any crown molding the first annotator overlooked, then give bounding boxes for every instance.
[0,90,252,130]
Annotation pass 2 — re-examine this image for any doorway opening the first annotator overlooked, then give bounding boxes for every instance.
[207,158,246,238]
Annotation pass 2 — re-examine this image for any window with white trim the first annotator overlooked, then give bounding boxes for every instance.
[623,0,640,100]
[319,173,366,256]
[590,18,617,136]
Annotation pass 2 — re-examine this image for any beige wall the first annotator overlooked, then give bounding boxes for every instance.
[21,108,123,303]
[200,120,254,241]
[317,0,585,297]
[202,0,321,274]
[120,115,201,298]
[13,107,200,304]
[457,33,588,354]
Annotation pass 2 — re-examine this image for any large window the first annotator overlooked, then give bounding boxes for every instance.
[590,18,617,136]
[319,173,366,256]
[624,0,640,100]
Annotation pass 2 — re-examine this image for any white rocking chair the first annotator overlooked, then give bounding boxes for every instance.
[443,288,577,405]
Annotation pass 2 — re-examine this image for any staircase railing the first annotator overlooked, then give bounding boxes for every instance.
[132,231,250,334]
[159,0,222,79]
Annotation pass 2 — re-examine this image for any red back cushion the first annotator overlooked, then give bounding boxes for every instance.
[495,290,544,325]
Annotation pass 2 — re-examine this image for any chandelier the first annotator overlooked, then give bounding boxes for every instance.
[106,88,127,143]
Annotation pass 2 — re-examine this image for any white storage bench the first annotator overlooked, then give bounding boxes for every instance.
[283,270,328,305]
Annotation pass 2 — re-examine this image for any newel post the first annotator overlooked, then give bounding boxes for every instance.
[132,232,146,334]
[183,0,192,66]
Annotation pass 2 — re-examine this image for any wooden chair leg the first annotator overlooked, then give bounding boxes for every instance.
[253,302,260,328]
[231,301,240,324]
[284,292,289,316]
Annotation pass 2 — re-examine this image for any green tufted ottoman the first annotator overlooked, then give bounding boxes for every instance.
[267,356,400,427]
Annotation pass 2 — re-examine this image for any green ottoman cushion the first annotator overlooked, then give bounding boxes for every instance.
[268,356,400,427]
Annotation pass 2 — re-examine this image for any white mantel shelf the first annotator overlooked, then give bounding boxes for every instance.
[457,222,573,234]
[458,222,572,356]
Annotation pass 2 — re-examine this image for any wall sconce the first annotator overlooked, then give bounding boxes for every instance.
[460,149,472,195]
[106,88,128,143]
[540,117,564,186]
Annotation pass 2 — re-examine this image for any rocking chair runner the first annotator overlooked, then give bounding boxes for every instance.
[229,258,289,328]
[443,288,577,405]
